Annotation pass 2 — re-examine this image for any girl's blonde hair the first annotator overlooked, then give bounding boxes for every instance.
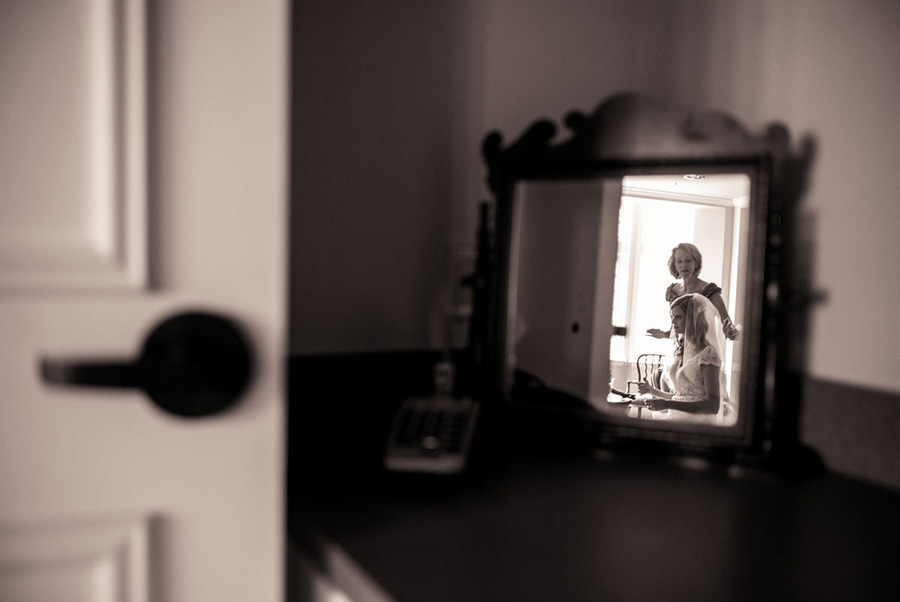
[670,293,709,347]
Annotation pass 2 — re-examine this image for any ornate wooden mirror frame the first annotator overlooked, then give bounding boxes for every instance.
[477,92,815,469]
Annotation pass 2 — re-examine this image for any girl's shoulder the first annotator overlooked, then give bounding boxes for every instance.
[697,345,721,367]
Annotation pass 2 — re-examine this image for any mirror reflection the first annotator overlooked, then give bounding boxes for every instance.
[506,173,751,429]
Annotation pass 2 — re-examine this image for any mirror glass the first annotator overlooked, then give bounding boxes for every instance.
[506,171,752,430]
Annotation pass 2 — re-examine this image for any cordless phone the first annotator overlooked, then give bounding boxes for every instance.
[383,361,479,474]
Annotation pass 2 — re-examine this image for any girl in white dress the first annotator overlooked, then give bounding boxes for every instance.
[638,293,729,424]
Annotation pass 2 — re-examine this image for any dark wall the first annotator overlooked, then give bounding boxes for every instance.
[290,0,456,353]
[801,378,900,490]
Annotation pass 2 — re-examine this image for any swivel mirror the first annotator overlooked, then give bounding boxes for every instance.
[479,92,810,463]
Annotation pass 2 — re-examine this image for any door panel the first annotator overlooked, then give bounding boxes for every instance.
[0,1,288,600]
[0,515,149,602]
[0,0,146,292]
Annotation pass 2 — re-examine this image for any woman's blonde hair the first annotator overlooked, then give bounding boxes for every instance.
[667,243,703,279]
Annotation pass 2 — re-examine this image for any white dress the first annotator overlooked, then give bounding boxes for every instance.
[655,345,721,424]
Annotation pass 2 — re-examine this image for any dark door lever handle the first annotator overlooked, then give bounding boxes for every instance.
[41,311,254,418]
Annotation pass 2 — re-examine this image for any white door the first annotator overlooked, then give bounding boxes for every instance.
[0,1,288,601]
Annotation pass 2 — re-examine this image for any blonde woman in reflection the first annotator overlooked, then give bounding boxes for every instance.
[638,294,729,424]
[646,242,740,341]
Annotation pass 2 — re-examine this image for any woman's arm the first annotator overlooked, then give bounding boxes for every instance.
[645,364,720,414]
[708,291,740,340]
[637,382,673,399]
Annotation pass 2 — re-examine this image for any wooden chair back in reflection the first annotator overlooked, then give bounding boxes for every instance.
[627,353,667,418]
